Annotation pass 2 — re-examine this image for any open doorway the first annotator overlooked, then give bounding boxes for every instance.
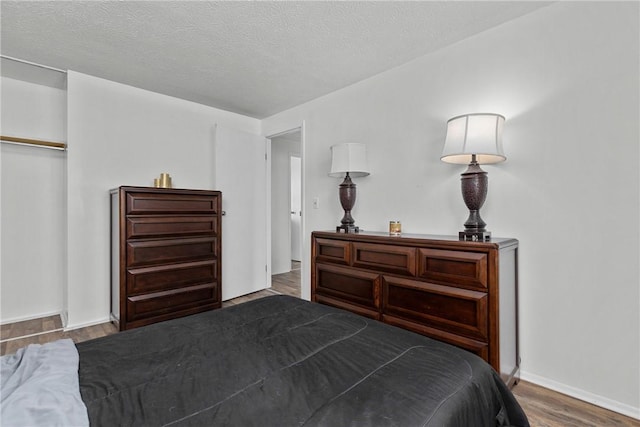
[290,155,302,263]
[269,130,302,298]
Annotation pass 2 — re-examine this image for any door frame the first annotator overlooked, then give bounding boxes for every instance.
[289,153,302,262]
[265,122,305,294]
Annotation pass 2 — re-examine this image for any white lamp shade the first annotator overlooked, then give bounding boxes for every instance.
[441,113,506,165]
[329,143,370,178]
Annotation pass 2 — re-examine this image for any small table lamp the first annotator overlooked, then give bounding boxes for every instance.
[441,113,506,241]
[329,143,370,233]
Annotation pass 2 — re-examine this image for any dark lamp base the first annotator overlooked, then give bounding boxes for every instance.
[459,230,491,242]
[337,224,360,233]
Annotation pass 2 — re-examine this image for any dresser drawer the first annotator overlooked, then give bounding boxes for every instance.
[417,248,488,289]
[314,238,350,265]
[383,314,489,361]
[127,260,217,295]
[127,237,217,267]
[127,216,217,239]
[314,263,380,310]
[314,294,380,320]
[127,192,219,214]
[383,275,488,340]
[353,242,416,276]
[126,283,218,323]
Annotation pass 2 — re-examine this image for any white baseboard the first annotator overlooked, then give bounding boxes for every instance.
[64,316,111,332]
[0,310,62,325]
[520,370,640,420]
[60,310,68,329]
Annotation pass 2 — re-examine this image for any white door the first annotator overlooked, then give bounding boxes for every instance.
[290,155,302,262]
[214,125,267,300]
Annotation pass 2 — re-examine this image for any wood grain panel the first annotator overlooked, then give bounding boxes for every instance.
[127,260,217,295]
[314,294,380,320]
[127,237,217,267]
[127,192,218,214]
[127,216,217,239]
[417,248,488,289]
[314,238,350,265]
[383,314,489,360]
[353,242,416,276]
[314,263,380,310]
[126,283,218,322]
[383,275,488,340]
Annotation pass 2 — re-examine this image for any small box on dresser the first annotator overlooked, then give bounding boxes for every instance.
[311,230,520,387]
[111,186,222,331]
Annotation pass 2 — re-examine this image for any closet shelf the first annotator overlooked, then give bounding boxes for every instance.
[1,135,67,150]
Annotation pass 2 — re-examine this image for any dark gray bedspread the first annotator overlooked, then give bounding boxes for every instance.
[78,295,528,427]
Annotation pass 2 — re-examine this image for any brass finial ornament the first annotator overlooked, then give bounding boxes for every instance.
[154,173,173,188]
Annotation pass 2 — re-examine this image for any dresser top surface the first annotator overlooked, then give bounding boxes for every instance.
[312,230,518,249]
[110,186,219,195]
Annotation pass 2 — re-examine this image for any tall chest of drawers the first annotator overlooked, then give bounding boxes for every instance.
[111,186,222,330]
[311,231,520,386]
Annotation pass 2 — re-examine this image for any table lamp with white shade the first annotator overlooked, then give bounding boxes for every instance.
[441,113,506,241]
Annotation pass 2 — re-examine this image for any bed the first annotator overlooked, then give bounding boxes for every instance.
[3,295,529,426]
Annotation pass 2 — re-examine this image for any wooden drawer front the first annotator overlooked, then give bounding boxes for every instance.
[315,263,380,309]
[383,314,489,362]
[126,283,218,322]
[383,276,488,340]
[127,237,217,267]
[127,193,218,214]
[314,238,350,265]
[127,260,217,295]
[352,242,416,276]
[417,248,488,289]
[314,294,380,320]
[127,216,217,239]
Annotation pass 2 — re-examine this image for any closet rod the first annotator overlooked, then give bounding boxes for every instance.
[1,135,67,150]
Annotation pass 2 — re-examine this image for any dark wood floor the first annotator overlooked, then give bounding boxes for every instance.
[2,260,638,426]
[1,316,119,356]
[511,381,639,426]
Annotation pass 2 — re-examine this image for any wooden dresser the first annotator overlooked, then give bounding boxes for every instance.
[111,186,222,330]
[311,231,520,386]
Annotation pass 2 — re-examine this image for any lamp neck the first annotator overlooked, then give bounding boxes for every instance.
[463,153,486,176]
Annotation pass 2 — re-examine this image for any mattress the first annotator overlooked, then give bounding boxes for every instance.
[77,295,529,426]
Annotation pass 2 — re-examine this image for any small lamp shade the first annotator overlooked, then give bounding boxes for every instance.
[329,143,370,177]
[441,113,506,165]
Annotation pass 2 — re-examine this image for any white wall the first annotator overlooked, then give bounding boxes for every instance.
[263,2,639,417]
[270,134,301,275]
[65,71,260,328]
[1,77,67,323]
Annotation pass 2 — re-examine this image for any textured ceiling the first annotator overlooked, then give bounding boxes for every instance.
[1,1,550,119]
